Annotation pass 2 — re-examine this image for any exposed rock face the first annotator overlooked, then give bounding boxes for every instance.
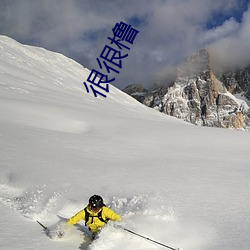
[123,84,147,103]
[124,49,250,130]
[217,66,250,99]
[123,84,146,95]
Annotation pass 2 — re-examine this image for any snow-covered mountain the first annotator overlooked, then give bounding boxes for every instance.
[1,36,250,250]
[124,49,250,130]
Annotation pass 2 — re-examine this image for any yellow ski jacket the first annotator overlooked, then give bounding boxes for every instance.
[67,206,121,233]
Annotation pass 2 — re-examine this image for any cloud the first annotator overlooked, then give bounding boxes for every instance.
[200,18,240,45]
[0,0,249,89]
[209,4,250,69]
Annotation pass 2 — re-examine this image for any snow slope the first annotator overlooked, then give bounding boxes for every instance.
[0,35,250,250]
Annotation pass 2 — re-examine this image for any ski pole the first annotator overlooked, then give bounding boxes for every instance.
[122,227,180,250]
[37,220,48,231]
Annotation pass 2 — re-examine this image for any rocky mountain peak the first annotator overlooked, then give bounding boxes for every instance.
[123,49,250,130]
[177,48,210,78]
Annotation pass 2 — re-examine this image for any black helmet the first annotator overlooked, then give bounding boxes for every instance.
[89,195,104,210]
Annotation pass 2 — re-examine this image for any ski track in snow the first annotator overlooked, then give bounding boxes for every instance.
[0,99,91,134]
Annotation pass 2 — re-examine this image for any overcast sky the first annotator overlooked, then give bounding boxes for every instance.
[0,0,249,89]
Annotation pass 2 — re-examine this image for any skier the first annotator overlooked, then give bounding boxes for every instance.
[66,194,121,239]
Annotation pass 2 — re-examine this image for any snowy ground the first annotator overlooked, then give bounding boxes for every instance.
[0,35,250,250]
